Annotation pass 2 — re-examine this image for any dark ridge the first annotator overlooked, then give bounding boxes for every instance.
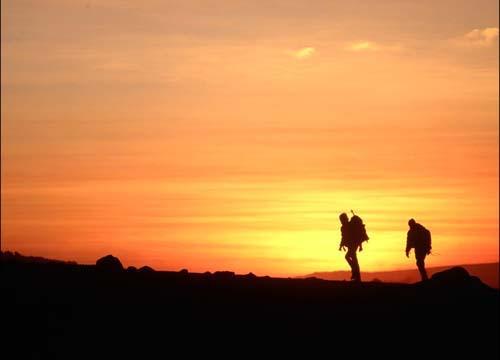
[2,253,498,357]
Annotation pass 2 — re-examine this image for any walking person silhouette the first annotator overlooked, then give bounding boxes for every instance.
[406,218,432,281]
[339,211,369,282]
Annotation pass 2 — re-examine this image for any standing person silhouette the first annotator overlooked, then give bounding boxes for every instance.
[339,212,365,282]
[406,218,432,281]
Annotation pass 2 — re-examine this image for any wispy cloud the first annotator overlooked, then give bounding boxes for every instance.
[454,27,499,48]
[348,41,380,52]
[346,41,403,53]
[289,47,316,59]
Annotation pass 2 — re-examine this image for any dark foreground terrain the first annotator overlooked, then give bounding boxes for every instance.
[302,262,499,288]
[2,256,498,359]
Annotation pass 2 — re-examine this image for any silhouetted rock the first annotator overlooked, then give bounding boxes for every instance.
[243,272,257,279]
[126,266,137,272]
[95,255,123,272]
[425,266,490,292]
[138,266,155,273]
[430,266,470,284]
[179,269,189,274]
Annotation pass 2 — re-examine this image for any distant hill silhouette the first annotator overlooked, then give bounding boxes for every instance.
[0,250,78,265]
[301,262,499,288]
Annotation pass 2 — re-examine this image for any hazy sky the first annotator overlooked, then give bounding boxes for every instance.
[2,0,498,276]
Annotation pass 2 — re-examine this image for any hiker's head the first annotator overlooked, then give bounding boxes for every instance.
[408,218,416,228]
[339,213,349,225]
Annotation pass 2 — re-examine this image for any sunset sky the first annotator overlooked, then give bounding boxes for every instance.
[1,0,498,276]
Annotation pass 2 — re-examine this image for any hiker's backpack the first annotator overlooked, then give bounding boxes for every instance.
[419,226,432,252]
[350,214,369,245]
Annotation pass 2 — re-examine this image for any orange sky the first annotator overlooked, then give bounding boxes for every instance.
[1,0,498,276]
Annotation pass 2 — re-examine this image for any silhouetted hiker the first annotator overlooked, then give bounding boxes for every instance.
[339,212,369,282]
[406,218,432,281]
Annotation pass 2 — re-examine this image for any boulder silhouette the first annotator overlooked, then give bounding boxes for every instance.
[429,266,486,287]
[126,266,137,272]
[243,272,257,279]
[138,266,155,273]
[95,255,123,272]
[425,266,492,293]
[430,266,470,284]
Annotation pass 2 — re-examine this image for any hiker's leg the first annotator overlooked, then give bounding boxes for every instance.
[345,249,356,279]
[345,250,354,266]
[351,251,361,281]
[416,252,428,281]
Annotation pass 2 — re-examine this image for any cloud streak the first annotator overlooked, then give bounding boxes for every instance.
[348,41,380,52]
[289,47,315,59]
[346,41,404,53]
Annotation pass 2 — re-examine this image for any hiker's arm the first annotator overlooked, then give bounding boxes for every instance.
[405,232,412,257]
